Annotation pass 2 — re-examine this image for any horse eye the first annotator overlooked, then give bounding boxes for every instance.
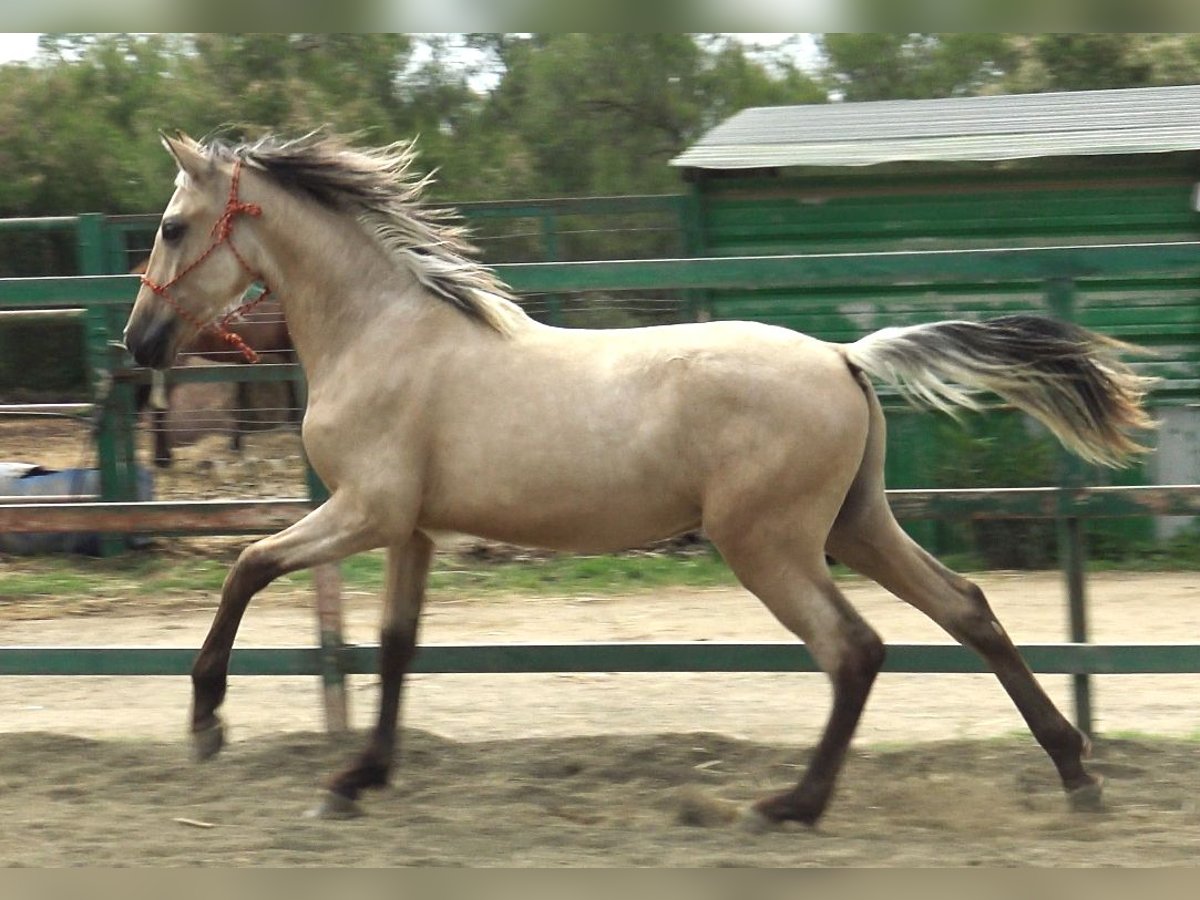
[161,220,186,243]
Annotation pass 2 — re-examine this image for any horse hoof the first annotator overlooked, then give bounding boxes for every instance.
[739,807,809,834]
[1068,776,1105,813]
[191,720,225,761]
[739,808,775,834]
[305,791,364,820]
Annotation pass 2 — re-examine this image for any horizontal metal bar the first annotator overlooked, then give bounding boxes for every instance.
[0,274,137,308]
[0,403,94,416]
[495,242,1200,294]
[0,647,316,677]
[0,308,86,320]
[0,494,99,504]
[888,485,1200,519]
[117,363,302,386]
[2,487,1195,537]
[2,642,1199,677]
[451,194,684,218]
[0,216,78,231]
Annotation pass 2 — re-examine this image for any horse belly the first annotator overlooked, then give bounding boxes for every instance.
[420,460,700,553]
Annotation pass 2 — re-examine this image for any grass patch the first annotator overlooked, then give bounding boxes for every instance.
[1095,729,1200,744]
[277,548,737,597]
[0,546,737,604]
[430,550,736,595]
[0,554,231,602]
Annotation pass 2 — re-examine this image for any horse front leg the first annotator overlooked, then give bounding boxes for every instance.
[152,407,172,468]
[190,494,379,760]
[148,373,173,468]
[312,532,434,819]
[230,381,251,453]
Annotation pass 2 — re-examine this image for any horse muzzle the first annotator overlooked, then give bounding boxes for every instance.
[123,311,181,370]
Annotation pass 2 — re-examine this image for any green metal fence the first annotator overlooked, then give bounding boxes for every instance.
[2,216,1199,737]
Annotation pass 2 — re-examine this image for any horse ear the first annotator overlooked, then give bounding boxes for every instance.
[160,131,212,183]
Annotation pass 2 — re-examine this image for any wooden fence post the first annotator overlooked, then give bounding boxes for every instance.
[314,562,349,733]
[304,405,349,733]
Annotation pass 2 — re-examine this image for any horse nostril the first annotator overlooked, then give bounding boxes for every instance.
[127,317,178,369]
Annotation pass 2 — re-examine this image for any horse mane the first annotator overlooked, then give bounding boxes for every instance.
[203,132,528,336]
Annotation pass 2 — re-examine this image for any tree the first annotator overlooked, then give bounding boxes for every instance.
[459,33,825,199]
[1025,33,1200,91]
[819,33,1018,101]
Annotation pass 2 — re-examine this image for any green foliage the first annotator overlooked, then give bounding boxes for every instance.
[1085,520,1200,570]
[5,32,1200,225]
[930,412,1059,568]
[1030,34,1155,91]
[288,544,740,596]
[0,318,87,399]
[821,33,1200,101]
[0,33,828,219]
[0,545,737,603]
[820,33,1019,100]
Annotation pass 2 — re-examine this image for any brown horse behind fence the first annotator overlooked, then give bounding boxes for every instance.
[124,131,1154,828]
[131,259,298,466]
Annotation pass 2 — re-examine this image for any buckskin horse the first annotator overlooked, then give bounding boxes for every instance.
[123,131,1152,825]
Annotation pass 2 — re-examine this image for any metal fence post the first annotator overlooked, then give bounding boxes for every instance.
[82,304,124,556]
[78,215,136,555]
[679,186,710,322]
[540,212,563,325]
[1045,275,1094,736]
[75,213,106,276]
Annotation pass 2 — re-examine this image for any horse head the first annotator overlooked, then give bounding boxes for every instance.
[124,132,269,369]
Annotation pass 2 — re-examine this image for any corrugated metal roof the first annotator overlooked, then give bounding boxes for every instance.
[670,84,1200,169]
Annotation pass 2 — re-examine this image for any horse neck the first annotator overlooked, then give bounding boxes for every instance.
[251,200,483,386]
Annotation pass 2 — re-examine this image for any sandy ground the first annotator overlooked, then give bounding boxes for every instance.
[2,573,1200,866]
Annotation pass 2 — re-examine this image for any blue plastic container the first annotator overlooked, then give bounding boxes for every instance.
[0,463,154,555]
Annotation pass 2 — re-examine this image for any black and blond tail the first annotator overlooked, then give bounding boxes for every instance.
[843,314,1156,468]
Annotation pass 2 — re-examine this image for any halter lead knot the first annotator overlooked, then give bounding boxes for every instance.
[139,158,271,363]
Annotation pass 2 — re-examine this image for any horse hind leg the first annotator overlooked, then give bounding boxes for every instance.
[711,527,885,827]
[826,502,1102,809]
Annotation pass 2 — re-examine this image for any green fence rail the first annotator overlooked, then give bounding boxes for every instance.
[4,642,1200,677]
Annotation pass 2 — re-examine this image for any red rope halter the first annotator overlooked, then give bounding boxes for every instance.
[139,159,271,363]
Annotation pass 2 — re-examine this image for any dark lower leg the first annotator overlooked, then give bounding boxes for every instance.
[977,632,1094,790]
[231,383,249,453]
[153,408,171,468]
[839,529,1096,796]
[949,585,1095,792]
[756,635,884,825]
[191,554,279,732]
[327,625,417,800]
